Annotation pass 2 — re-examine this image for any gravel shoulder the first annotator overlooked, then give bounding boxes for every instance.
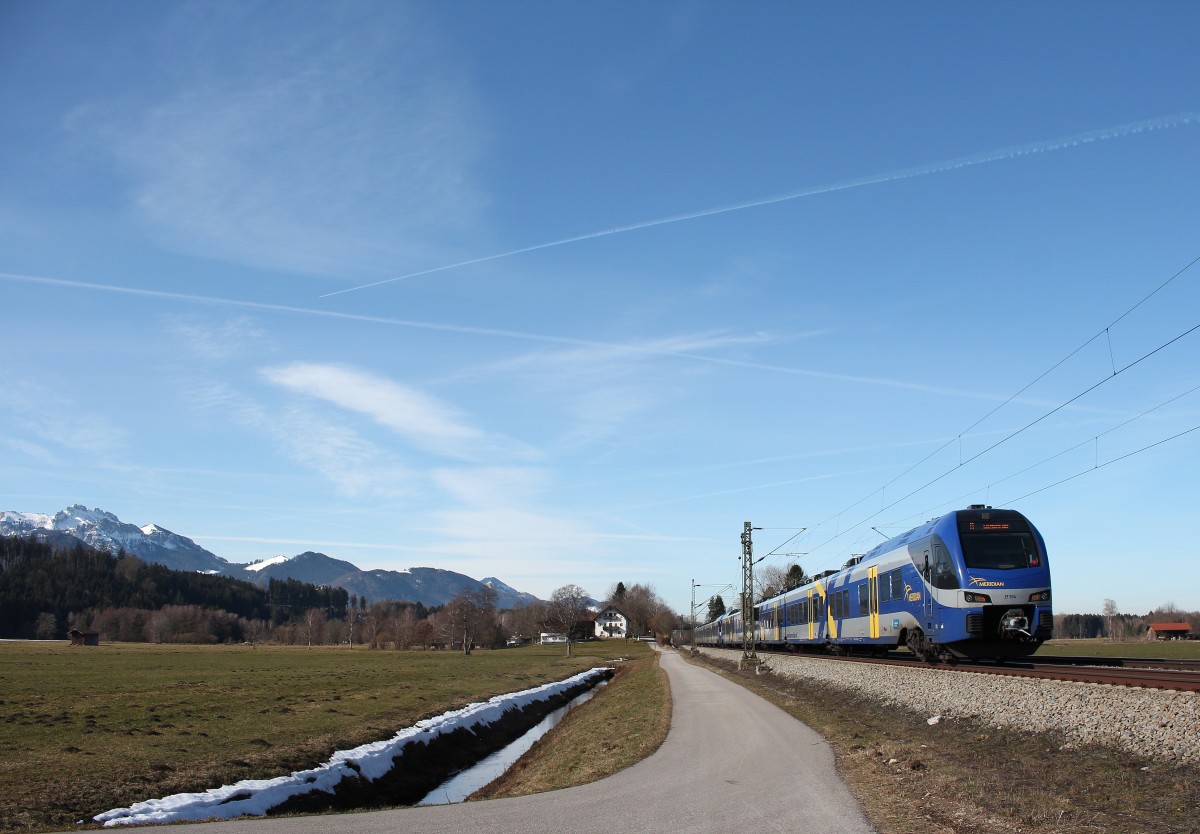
[697,648,1200,764]
[691,647,1200,834]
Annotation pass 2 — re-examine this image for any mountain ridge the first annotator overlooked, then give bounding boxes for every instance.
[0,505,541,609]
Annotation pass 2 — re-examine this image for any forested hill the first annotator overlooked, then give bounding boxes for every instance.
[0,535,346,641]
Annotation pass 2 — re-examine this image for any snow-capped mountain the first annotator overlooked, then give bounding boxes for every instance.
[482,576,542,608]
[244,554,536,608]
[1,505,542,608]
[0,505,233,574]
[248,551,361,587]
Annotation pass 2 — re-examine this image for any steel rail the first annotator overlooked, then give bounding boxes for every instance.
[751,649,1200,692]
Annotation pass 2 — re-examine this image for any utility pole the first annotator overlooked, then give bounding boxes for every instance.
[691,581,729,650]
[741,521,761,664]
[691,579,697,649]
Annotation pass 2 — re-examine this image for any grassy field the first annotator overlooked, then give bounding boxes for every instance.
[1038,638,1200,659]
[0,639,651,833]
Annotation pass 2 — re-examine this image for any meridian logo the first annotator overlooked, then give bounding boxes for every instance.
[969,577,1006,587]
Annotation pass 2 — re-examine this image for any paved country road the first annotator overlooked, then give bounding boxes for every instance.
[85,648,875,834]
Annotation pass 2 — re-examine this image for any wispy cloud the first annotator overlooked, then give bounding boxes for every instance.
[170,358,414,500]
[163,315,271,363]
[420,466,614,583]
[2,271,1011,401]
[2,437,60,466]
[67,5,487,278]
[268,404,413,498]
[262,362,538,462]
[0,376,127,460]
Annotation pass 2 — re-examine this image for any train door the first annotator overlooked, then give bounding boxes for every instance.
[867,566,880,639]
[826,581,838,639]
[921,547,935,624]
[807,588,815,641]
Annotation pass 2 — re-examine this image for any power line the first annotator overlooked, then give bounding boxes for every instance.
[881,380,1200,531]
[837,253,1200,513]
[1002,422,1200,504]
[806,311,1200,564]
[800,254,1200,565]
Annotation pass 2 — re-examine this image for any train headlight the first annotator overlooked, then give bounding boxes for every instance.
[963,592,991,604]
[1029,590,1051,602]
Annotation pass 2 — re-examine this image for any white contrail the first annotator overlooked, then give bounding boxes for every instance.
[320,111,1200,299]
[0,270,1004,398]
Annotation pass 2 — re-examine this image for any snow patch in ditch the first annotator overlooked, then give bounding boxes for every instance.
[95,667,611,827]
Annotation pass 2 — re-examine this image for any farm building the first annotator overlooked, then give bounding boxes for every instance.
[1146,623,1191,640]
[67,630,100,646]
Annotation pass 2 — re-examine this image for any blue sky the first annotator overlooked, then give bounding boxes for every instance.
[2,2,1198,618]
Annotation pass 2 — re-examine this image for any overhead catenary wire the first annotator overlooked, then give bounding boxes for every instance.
[1003,422,1200,504]
[844,253,1200,517]
[804,312,1200,566]
[799,254,1200,569]
[876,380,1200,533]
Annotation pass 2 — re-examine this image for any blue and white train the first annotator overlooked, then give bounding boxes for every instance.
[696,505,1053,661]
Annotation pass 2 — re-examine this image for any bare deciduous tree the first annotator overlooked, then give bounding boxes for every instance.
[500,602,545,644]
[546,584,591,656]
[441,586,498,655]
[1102,598,1119,640]
[302,607,324,648]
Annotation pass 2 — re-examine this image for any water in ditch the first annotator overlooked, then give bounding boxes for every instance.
[417,682,606,805]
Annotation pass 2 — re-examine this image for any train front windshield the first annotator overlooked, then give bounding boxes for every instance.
[957,510,1043,570]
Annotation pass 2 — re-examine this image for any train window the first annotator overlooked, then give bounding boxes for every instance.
[931,543,959,589]
[957,509,1041,570]
[890,569,905,600]
[880,577,891,604]
[960,531,1040,570]
[858,584,870,616]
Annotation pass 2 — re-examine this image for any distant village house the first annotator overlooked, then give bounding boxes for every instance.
[593,606,628,639]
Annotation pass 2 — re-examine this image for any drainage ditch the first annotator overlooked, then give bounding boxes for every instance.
[95,667,615,827]
[269,671,613,815]
[417,681,606,805]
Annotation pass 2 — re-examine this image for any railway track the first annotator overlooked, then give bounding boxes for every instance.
[751,649,1200,692]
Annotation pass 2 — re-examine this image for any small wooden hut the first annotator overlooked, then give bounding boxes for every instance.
[67,629,100,647]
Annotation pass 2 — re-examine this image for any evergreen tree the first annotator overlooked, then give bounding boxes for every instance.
[706,595,726,622]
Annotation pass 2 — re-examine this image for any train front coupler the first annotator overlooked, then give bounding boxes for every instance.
[998,608,1033,640]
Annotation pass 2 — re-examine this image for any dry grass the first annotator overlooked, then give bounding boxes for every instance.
[0,640,635,833]
[1039,639,1200,660]
[470,642,669,799]
[688,651,1200,834]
